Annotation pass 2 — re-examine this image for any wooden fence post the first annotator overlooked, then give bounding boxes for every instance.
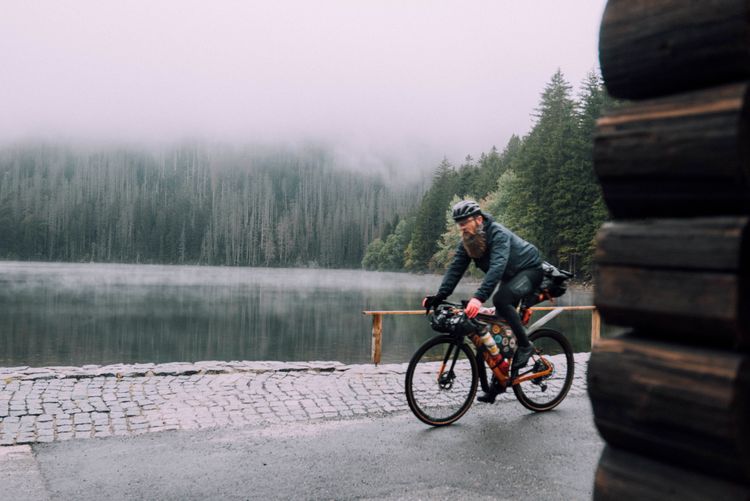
[591,308,601,347]
[371,313,382,365]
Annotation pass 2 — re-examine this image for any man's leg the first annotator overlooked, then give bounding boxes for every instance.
[478,266,543,403]
[492,267,544,366]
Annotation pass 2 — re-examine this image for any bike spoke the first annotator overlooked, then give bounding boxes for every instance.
[512,329,574,412]
[406,337,478,426]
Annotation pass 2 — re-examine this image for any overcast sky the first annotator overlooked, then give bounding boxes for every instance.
[2,1,607,169]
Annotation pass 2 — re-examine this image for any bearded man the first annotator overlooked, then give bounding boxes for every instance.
[422,200,544,403]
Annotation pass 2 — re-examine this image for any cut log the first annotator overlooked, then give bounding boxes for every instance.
[595,217,750,272]
[594,446,750,500]
[594,264,749,348]
[599,0,750,99]
[587,335,750,481]
[594,82,750,219]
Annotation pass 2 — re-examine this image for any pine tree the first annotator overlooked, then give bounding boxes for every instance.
[405,159,457,271]
[502,69,579,264]
[0,143,419,268]
[569,70,613,276]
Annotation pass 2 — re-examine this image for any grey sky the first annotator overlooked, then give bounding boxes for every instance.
[2,1,606,168]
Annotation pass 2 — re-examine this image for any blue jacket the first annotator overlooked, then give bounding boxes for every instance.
[437,213,542,302]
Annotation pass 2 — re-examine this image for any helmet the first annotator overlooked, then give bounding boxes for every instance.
[451,200,482,221]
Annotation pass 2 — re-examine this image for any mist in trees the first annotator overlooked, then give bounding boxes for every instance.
[2,70,611,276]
[0,143,419,268]
[363,70,613,279]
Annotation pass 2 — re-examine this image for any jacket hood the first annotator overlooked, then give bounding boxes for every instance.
[481,211,495,229]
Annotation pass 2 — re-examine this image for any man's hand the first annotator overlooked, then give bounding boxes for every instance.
[422,294,446,312]
[464,298,482,318]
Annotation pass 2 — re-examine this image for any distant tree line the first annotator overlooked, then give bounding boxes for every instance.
[363,70,613,279]
[0,143,418,268]
[1,70,611,275]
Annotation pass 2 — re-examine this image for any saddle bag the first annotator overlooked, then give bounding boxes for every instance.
[521,262,574,307]
[539,261,574,298]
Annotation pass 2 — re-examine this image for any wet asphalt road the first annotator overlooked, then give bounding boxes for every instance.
[24,394,602,500]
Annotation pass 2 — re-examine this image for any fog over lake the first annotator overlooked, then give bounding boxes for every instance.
[2,1,606,169]
[0,261,606,367]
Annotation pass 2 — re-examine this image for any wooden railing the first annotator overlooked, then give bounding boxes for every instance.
[362,306,600,365]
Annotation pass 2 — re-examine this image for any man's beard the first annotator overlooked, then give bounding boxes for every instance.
[462,227,487,259]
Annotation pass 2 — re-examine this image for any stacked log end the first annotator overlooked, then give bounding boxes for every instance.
[594,84,750,218]
[599,0,750,99]
[590,0,750,496]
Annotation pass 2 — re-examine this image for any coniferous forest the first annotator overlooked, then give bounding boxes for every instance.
[363,70,614,279]
[1,70,611,276]
[0,143,419,268]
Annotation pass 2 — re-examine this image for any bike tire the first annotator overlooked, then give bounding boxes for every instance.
[512,328,574,412]
[405,335,478,426]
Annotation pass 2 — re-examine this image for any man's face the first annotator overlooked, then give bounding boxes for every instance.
[457,216,482,236]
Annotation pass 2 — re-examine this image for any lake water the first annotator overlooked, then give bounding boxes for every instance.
[0,262,613,367]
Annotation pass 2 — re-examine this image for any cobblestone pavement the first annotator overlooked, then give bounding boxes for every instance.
[0,354,590,446]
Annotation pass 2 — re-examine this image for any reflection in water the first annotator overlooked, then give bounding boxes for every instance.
[0,262,614,367]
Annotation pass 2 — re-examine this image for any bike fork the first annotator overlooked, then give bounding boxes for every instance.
[437,342,461,382]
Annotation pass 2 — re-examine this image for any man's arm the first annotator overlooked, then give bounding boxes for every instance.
[474,228,510,301]
[437,242,471,298]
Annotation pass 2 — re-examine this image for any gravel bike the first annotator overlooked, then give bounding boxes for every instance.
[404,299,575,426]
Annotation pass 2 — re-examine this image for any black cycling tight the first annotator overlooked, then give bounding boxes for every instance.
[492,266,544,347]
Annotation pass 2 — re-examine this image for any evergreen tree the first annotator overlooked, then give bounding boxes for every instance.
[377,218,414,271]
[483,169,527,236]
[429,195,463,272]
[472,146,503,200]
[361,238,385,270]
[569,70,613,275]
[405,159,457,271]
[0,143,419,268]
[500,69,579,264]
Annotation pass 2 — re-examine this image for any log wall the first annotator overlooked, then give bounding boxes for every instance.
[589,1,750,495]
[594,83,750,218]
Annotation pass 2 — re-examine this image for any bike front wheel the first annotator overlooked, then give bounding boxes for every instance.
[512,328,574,412]
[405,335,478,426]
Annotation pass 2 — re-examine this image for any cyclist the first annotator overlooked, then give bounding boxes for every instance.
[423,200,544,403]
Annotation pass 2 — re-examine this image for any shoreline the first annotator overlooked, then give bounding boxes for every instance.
[0,353,592,382]
[0,259,595,285]
[0,360,373,382]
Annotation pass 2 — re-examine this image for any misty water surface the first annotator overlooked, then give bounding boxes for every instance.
[0,262,610,367]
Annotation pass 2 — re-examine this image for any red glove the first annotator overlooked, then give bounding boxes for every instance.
[464,298,482,318]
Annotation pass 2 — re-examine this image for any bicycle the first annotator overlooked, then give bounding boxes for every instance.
[404,296,575,426]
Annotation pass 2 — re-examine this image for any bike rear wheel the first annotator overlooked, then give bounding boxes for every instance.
[512,328,574,412]
[405,335,478,426]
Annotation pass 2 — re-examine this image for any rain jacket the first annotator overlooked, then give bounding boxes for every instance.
[437,213,542,302]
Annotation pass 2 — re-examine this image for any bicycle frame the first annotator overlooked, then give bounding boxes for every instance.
[430,302,556,394]
[469,310,555,392]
